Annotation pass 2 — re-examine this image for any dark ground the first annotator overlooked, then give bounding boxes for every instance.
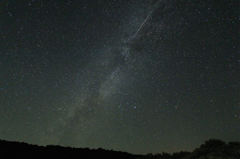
[1,139,239,159]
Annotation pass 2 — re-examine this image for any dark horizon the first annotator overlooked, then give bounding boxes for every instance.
[1,138,240,159]
[0,0,239,154]
[1,138,239,156]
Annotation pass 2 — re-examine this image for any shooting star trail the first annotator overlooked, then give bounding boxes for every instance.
[132,0,162,39]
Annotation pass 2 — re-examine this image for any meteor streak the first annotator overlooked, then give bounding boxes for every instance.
[132,0,162,39]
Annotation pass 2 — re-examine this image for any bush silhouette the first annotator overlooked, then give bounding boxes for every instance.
[0,139,239,159]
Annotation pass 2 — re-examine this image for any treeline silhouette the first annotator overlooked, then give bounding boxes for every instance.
[0,139,239,158]
[0,139,139,159]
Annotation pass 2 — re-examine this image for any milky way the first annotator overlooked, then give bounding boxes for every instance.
[0,0,239,154]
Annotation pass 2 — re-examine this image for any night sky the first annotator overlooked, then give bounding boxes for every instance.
[0,0,239,154]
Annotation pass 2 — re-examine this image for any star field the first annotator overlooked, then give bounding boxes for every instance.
[0,0,239,154]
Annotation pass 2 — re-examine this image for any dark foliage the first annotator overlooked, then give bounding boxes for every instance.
[0,139,140,158]
[1,139,239,159]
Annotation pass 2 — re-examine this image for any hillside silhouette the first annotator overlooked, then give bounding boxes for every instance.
[1,139,239,158]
